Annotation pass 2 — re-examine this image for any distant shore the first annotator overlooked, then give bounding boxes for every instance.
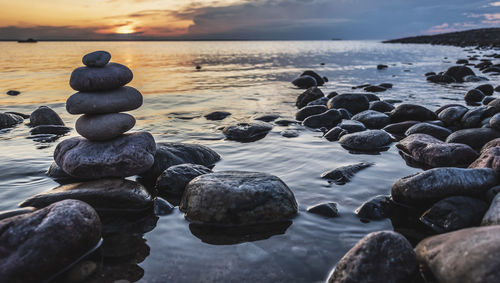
[384,28,500,48]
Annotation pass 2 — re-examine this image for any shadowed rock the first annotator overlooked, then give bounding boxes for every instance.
[444,65,475,82]
[0,112,23,129]
[446,128,500,150]
[321,162,374,185]
[327,93,369,115]
[29,106,64,126]
[390,104,437,123]
[296,87,324,108]
[302,109,342,129]
[0,207,36,221]
[352,110,390,129]
[294,105,327,121]
[156,163,212,196]
[482,193,500,226]
[204,111,231,120]
[222,122,272,142]
[404,123,452,141]
[30,125,71,135]
[291,75,316,89]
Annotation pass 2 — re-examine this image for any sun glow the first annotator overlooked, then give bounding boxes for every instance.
[116,25,135,34]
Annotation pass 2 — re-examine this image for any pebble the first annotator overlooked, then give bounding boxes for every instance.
[75,113,135,141]
[82,50,111,67]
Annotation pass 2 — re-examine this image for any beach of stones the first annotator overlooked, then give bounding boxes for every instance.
[1,46,500,283]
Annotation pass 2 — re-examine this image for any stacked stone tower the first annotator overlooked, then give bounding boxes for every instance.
[54,51,156,179]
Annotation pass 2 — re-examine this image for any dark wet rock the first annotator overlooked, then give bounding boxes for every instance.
[480,138,500,153]
[420,196,488,233]
[469,146,500,175]
[180,171,298,225]
[382,121,419,136]
[487,98,500,114]
[140,142,220,180]
[369,100,395,112]
[339,130,392,152]
[306,96,329,106]
[294,105,327,121]
[76,113,135,141]
[426,74,456,84]
[437,105,468,126]
[415,225,500,283]
[296,87,324,108]
[352,110,390,129]
[446,128,500,150]
[483,96,496,105]
[327,93,369,115]
[0,200,101,283]
[291,75,316,89]
[391,168,497,206]
[156,163,212,196]
[364,85,387,92]
[355,195,392,220]
[46,162,73,180]
[66,86,143,115]
[327,91,338,99]
[280,129,299,138]
[476,84,494,96]
[29,106,64,126]
[19,179,154,213]
[323,127,347,141]
[444,65,475,82]
[70,63,133,92]
[379,83,393,89]
[54,132,156,179]
[362,93,380,102]
[425,72,436,77]
[306,202,338,217]
[154,197,174,216]
[300,70,324,86]
[482,193,500,226]
[5,111,29,119]
[0,112,23,129]
[274,119,297,126]
[30,125,71,135]
[302,109,341,129]
[222,122,272,142]
[0,207,36,221]
[254,114,280,122]
[483,66,500,73]
[327,231,417,283]
[435,104,464,116]
[338,108,352,119]
[321,162,373,185]
[496,85,500,92]
[464,75,489,82]
[404,123,452,140]
[6,90,20,96]
[82,50,111,67]
[465,89,485,104]
[204,111,231,121]
[461,106,488,128]
[353,83,371,90]
[377,64,388,70]
[338,119,366,133]
[397,134,478,168]
[456,59,468,64]
[390,104,437,123]
[489,113,500,131]
[486,185,500,203]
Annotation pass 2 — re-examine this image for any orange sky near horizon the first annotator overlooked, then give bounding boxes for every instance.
[0,0,247,37]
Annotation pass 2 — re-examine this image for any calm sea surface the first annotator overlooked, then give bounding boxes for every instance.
[0,41,498,282]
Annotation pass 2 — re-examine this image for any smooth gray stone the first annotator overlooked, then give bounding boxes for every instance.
[327,231,417,283]
[420,196,488,233]
[70,63,133,92]
[339,130,392,151]
[82,51,111,67]
[465,89,485,103]
[327,93,369,115]
[0,207,36,221]
[294,105,327,121]
[19,179,154,212]
[222,122,272,142]
[404,123,452,141]
[482,193,500,226]
[355,195,392,220]
[156,163,212,196]
[369,101,395,112]
[66,86,143,115]
[323,127,347,141]
[296,87,324,108]
[180,171,298,225]
[291,75,317,89]
[415,226,500,283]
[306,202,339,217]
[364,85,387,92]
[338,119,366,133]
[391,168,497,206]
[390,104,437,122]
[0,112,23,129]
[76,113,135,141]
[438,105,468,126]
[321,162,374,185]
[140,142,220,180]
[461,106,488,128]
[30,125,71,135]
[302,109,342,129]
[397,134,478,168]
[352,110,390,129]
[54,132,156,179]
[0,200,101,283]
[446,128,500,150]
[29,106,64,126]
[427,74,456,84]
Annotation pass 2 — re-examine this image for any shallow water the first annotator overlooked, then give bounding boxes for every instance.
[0,41,499,282]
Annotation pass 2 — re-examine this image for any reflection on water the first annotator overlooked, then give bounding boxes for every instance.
[0,41,499,282]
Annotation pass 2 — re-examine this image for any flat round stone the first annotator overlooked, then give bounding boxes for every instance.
[76,113,135,141]
[66,86,143,114]
[82,51,111,67]
[70,63,133,92]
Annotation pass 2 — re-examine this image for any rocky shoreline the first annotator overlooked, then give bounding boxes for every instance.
[0,42,500,282]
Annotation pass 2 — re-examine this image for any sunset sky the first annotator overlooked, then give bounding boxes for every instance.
[0,0,499,40]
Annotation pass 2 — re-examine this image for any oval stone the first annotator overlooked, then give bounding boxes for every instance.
[70,63,133,92]
[76,113,135,141]
[339,130,392,151]
[82,50,111,67]
[66,86,143,115]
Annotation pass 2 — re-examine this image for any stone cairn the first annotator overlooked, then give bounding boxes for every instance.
[53,51,156,179]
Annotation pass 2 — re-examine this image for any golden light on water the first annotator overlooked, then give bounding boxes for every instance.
[116,25,135,34]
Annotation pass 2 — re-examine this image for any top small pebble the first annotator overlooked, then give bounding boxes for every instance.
[82,51,111,67]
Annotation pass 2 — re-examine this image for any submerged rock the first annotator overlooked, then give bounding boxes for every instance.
[339,130,392,151]
[461,106,488,128]
[253,114,280,122]
[390,104,437,123]
[66,86,143,115]
[427,74,456,84]
[292,75,317,89]
[383,121,419,136]
[397,134,478,168]
[294,105,327,121]
[327,93,369,114]
[54,132,156,179]
[306,202,339,217]
[296,87,324,108]
[391,168,497,206]
[302,109,341,129]
[70,62,133,92]
[444,65,475,82]
[420,196,488,233]
[327,231,417,283]
[19,179,154,212]
[321,162,374,185]
[355,195,392,220]
[415,226,500,283]
[0,112,24,129]
[300,70,325,86]
[156,163,212,196]
[0,200,101,283]
[30,125,71,135]
[222,122,272,142]
[29,106,64,126]
[180,171,298,225]
[482,193,500,226]
[204,111,231,121]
